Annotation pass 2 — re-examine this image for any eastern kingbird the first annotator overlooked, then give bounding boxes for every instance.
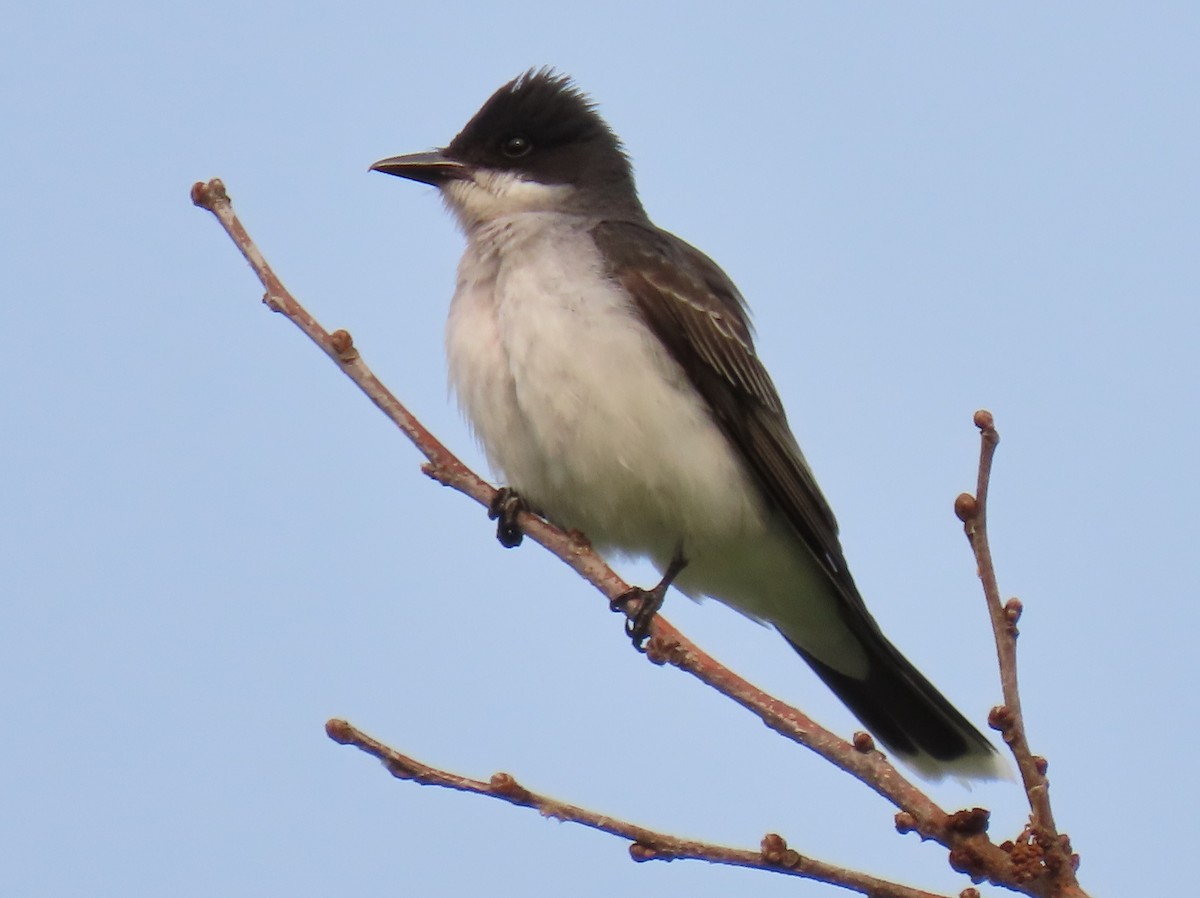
[372,69,1004,781]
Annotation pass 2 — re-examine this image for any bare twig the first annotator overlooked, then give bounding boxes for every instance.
[326,719,952,898]
[193,179,1089,896]
[189,176,944,821]
[955,411,1082,896]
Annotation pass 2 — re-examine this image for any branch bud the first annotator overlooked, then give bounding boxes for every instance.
[954,493,978,522]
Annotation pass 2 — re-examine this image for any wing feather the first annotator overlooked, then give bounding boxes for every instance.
[591,220,861,604]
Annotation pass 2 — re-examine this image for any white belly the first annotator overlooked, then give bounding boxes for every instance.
[444,213,864,670]
[445,213,764,561]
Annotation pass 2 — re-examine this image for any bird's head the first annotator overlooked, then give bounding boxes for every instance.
[371,69,643,230]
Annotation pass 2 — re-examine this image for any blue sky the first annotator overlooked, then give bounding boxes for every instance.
[3,3,1196,896]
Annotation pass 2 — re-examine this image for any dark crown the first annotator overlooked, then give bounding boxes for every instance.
[445,69,637,199]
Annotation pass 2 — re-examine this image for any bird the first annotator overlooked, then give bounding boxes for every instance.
[371,68,1004,781]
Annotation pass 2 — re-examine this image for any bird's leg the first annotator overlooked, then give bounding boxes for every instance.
[610,549,688,651]
[487,487,527,548]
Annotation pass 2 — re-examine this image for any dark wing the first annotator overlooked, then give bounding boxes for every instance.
[591,219,863,608]
[594,221,1006,772]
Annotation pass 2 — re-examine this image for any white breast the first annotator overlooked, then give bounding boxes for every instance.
[445,213,766,564]
[444,212,867,668]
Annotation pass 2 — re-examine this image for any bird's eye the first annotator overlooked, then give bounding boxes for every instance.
[502,135,532,158]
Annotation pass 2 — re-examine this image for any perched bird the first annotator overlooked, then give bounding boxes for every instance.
[372,69,1004,780]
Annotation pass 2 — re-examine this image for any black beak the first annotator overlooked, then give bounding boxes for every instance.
[369,150,469,186]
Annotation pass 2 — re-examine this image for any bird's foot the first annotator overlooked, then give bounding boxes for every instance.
[610,553,688,651]
[487,487,527,548]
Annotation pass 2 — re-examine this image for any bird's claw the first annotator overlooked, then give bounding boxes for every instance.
[610,587,663,652]
[488,487,527,548]
[609,552,688,652]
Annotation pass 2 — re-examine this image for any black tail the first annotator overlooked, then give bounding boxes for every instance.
[783,622,1003,781]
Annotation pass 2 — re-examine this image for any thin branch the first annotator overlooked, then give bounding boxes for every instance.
[326,719,952,898]
[189,176,946,823]
[955,411,1082,896]
[193,179,1088,896]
